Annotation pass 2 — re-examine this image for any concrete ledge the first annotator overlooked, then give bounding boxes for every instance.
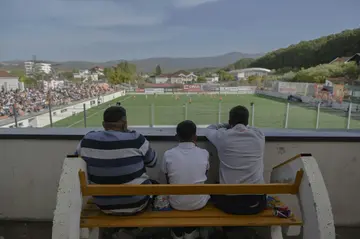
[0,127,360,141]
[271,154,335,239]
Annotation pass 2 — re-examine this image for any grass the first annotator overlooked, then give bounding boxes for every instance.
[51,94,360,129]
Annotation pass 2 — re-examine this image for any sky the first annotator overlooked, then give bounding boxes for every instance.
[0,0,359,61]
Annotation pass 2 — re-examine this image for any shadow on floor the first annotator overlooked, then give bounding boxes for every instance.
[0,221,359,239]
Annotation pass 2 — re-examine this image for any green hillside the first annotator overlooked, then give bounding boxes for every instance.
[247,28,360,70]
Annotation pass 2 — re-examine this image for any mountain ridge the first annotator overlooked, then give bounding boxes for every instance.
[1,52,263,73]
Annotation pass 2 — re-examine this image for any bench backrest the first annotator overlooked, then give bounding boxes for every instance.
[78,169,303,196]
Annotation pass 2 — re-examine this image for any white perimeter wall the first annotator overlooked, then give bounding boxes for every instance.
[256,90,360,112]
[0,136,359,226]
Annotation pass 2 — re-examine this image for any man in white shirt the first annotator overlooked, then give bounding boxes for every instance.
[205,105,267,215]
[162,120,210,239]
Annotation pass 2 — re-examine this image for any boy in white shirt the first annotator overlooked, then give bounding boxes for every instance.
[161,120,210,239]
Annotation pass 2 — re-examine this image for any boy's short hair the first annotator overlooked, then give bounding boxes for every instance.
[176,120,197,141]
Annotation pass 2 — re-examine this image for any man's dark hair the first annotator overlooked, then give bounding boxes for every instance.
[176,120,197,142]
[229,105,249,126]
[103,106,126,122]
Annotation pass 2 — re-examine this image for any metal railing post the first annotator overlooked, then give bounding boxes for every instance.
[150,103,155,127]
[184,103,188,120]
[13,104,18,128]
[251,103,255,126]
[284,103,290,128]
[218,102,222,123]
[347,103,352,129]
[315,102,320,129]
[48,102,53,127]
[83,103,87,128]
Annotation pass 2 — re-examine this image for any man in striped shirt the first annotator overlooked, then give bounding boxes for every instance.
[76,106,157,215]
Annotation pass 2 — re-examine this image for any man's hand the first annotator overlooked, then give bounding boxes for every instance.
[207,123,230,130]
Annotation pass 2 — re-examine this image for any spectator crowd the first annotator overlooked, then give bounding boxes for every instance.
[0,83,115,118]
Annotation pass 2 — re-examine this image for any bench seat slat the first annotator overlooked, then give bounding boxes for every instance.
[83,204,272,218]
[80,216,301,228]
[80,204,301,228]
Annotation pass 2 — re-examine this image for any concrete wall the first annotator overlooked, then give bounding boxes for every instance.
[0,129,359,226]
[0,77,19,91]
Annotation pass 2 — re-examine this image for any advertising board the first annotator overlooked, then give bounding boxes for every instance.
[219,86,256,94]
[145,88,164,94]
[164,88,174,92]
[278,82,297,94]
[183,84,202,92]
[135,88,145,93]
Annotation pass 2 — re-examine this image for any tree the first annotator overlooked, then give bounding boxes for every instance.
[247,28,360,70]
[155,65,162,76]
[248,75,264,86]
[217,70,235,81]
[105,61,137,85]
[342,62,360,81]
[62,72,74,81]
[197,76,207,83]
[231,58,254,70]
[19,75,37,88]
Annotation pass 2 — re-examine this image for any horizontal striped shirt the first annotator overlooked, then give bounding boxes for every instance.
[77,130,157,214]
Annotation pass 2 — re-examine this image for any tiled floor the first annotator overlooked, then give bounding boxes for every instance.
[0,221,359,239]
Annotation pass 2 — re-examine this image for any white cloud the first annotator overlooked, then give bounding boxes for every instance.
[172,0,221,8]
[3,0,166,27]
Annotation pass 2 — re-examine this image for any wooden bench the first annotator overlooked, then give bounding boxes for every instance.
[52,154,335,239]
[78,170,303,229]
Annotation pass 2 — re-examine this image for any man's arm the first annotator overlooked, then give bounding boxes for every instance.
[204,123,229,148]
[138,135,157,168]
[205,150,210,175]
[161,152,170,184]
[74,141,81,156]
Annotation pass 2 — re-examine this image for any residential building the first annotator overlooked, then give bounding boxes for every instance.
[348,53,360,65]
[330,53,360,65]
[74,70,90,79]
[206,73,219,82]
[24,61,52,76]
[0,71,22,91]
[229,68,271,80]
[149,75,169,84]
[74,67,103,82]
[24,61,34,76]
[149,70,198,84]
[170,70,197,83]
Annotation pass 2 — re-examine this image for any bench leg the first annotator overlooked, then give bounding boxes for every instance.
[80,228,100,239]
[270,226,284,239]
[282,225,301,236]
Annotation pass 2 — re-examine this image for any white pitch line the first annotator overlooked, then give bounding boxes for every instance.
[67,96,133,128]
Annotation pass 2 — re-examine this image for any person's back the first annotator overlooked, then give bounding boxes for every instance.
[77,106,157,215]
[205,105,266,216]
[213,124,264,185]
[162,120,209,239]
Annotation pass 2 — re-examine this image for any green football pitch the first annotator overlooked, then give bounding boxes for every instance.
[51,94,360,129]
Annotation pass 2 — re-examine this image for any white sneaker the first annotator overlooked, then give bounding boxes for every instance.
[184,229,199,239]
[171,230,184,239]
